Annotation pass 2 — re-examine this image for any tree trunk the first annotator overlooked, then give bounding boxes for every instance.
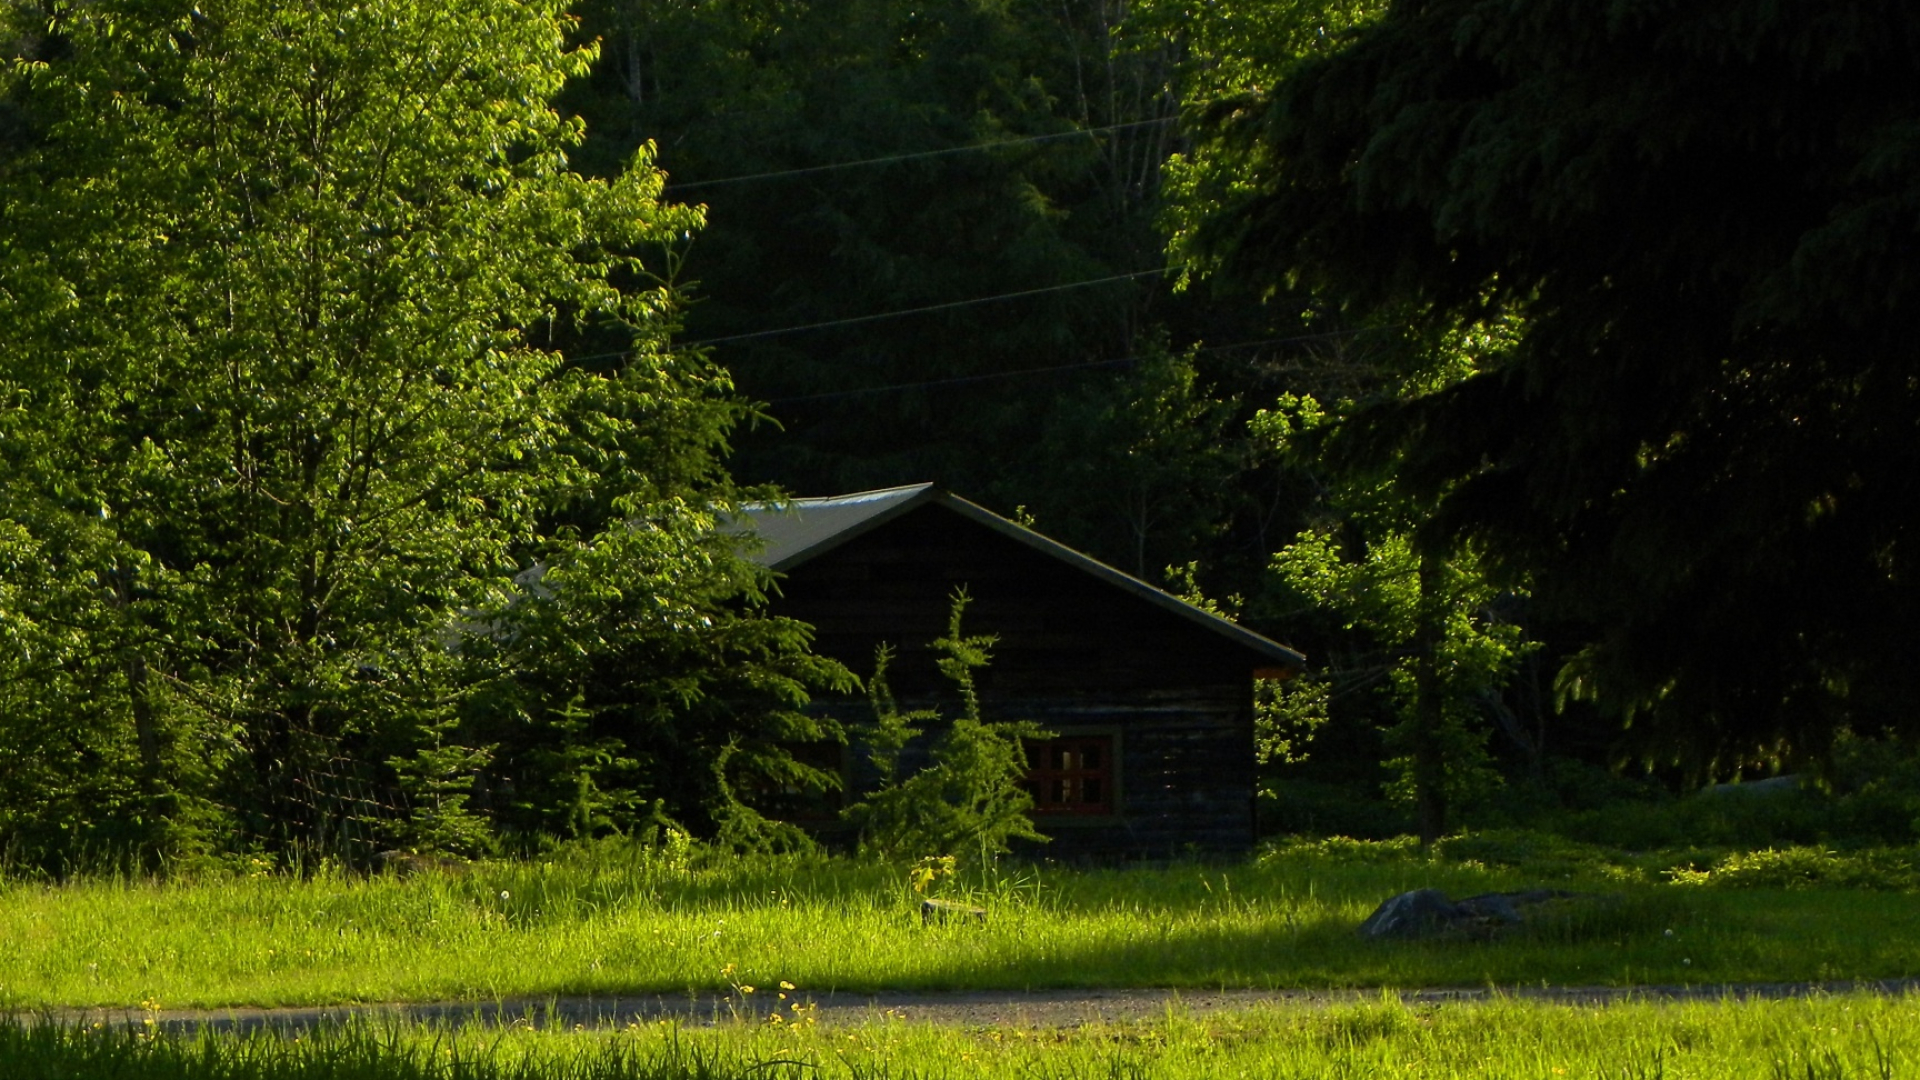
[125,651,163,795]
[1413,552,1447,848]
[110,565,165,800]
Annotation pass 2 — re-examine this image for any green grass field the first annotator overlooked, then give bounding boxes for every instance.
[4,836,1919,1010]
[5,994,1918,1079]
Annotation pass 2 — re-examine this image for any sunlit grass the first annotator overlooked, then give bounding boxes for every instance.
[3,839,1919,1010]
[6,994,1920,1079]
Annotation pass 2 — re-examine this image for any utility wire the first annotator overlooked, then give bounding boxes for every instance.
[662,118,1178,193]
[556,295,1379,388]
[766,326,1380,406]
[553,266,1179,368]
[680,267,1174,348]
[556,265,1175,365]
[770,357,1138,406]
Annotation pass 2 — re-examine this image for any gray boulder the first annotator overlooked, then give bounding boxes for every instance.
[1358,887,1582,940]
[1356,888,1461,940]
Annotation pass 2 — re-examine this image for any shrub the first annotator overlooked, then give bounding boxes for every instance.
[1260,834,1423,865]
[1665,846,1920,891]
[842,591,1048,863]
[1433,829,1640,882]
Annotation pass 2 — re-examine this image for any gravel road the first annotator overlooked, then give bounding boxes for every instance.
[39,979,1920,1036]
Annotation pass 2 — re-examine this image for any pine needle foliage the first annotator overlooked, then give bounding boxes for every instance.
[844,591,1049,863]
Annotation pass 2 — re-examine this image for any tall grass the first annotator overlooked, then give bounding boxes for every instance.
[4,995,1918,1079]
[4,838,1919,1009]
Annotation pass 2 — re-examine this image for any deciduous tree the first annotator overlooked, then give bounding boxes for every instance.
[0,0,826,864]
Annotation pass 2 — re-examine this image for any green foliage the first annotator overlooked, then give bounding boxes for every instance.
[1165,559,1329,769]
[1128,0,1385,102]
[1274,530,1528,816]
[1259,833,1423,865]
[384,724,497,860]
[1269,823,1920,898]
[1027,346,1242,577]
[1137,0,1388,285]
[456,502,855,846]
[1428,829,1649,884]
[1451,735,1920,858]
[559,0,1301,593]
[845,592,1048,862]
[0,0,842,867]
[1667,847,1920,892]
[1175,0,1920,776]
[1258,329,1535,841]
[1254,676,1328,767]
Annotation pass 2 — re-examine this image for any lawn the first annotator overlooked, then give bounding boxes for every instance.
[3,994,1917,1079]
[4,836,1919,1010]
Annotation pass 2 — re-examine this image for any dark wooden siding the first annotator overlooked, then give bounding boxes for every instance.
[770,502,1262,859]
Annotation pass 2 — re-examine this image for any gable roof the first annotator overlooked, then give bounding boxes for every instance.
[739,483,1306,673]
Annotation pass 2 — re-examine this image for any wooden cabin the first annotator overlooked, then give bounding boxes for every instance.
[739,484,1305,860]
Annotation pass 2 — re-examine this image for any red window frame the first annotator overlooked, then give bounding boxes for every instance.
[1024,736,1113,815]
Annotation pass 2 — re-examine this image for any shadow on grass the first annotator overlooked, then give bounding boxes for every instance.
[0,1018,779,1080]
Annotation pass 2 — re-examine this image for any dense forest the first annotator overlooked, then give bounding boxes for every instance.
[2,0,1916,870]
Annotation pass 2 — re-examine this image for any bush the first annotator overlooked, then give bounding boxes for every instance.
[1433,829,1640,882]
[1259,834,1423,865]
[843,592,1048,863]
[1665,846,1920,891]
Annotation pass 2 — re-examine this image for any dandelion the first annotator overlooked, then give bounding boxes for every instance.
[500,891,511,900]
[780,981,795,990]
[740,985,755,994]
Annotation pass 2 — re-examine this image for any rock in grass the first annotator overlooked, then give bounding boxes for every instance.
[1357,888,1461,940]
[1359,888,1582,940]
[921,898,987,926]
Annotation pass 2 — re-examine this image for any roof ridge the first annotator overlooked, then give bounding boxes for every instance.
[736,486,1305,672]
[772,482,935,508]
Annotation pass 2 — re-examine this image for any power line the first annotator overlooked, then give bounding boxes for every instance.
[543,266,1173,368]
[765,327,1380,406]
[556,296,1378,380]
[770,357,1138,405]
[662,118,1177,193]
[680,267,1173,348]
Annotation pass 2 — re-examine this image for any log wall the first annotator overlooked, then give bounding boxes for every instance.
[770,503,1261,860]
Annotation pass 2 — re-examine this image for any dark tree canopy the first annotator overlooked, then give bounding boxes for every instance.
[1191,0,1920,774]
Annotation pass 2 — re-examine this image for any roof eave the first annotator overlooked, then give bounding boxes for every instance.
[929,492,1307,672]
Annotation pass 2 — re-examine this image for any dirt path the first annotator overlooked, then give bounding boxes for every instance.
[41,979,1920,1036]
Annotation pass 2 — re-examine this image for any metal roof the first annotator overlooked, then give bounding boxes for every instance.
[741,483,936,571]
[738,484,1306,672]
